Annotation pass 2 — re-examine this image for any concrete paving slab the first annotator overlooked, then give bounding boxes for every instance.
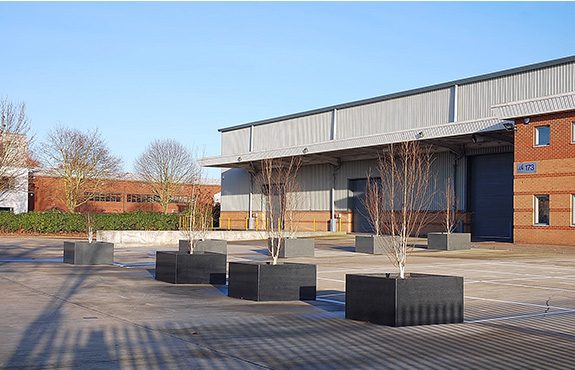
[1,235,575,369]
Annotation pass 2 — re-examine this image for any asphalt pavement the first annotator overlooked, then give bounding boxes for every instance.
[1,235,575,369]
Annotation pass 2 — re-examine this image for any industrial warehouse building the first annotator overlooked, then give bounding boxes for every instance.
[200,56,575,245]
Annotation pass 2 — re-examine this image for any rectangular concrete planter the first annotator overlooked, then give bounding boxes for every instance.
[63,241,114,265]
[267,238,315,258]
[355,235,385,254]
[427,232,471,250]
[228,261,316,301]
[178,239,227,254]
[155,251,226,285]
[345,273,464,327]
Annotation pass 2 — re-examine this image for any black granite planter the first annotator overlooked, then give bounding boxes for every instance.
[355,235,385,254]
[155,251,226,285]
[268,238,315,258]
[427,233,471,250]
[345,273,464,327]
[178,239,227,254]
[228,261,316,301]
[63,241,114,265]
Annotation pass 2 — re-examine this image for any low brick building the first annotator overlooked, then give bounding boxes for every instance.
[28,172,221,214]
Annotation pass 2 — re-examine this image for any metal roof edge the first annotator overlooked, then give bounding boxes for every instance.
[218,55,575,133]
[202,117,512,167]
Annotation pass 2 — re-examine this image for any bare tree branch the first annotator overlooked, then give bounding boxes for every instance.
[181,148,214,252]
[441,177,465,234]
[0,97,31,203]
[364,141,436,278]
[134,139,198,214]
[255,156,302,265]
[40,126,123,212]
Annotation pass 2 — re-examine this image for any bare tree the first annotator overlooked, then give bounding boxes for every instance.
[0,97,31,202]
[182,156,214,252]
[40,126,123,212]
[364,141,435,278]
[441,177,465,234]
[255,156,302,265]
[134,139,198,214]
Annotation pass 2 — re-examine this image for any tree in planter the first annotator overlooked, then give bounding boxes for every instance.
[426,177,470,251]
[441,177,465,234]
[40,126,122,212]
[255,156,302,265]
[181,159,216,253]
[349,144,465,326]
[0,97,32,204]
[134,139,198,214]
[364,141,435,278]
[228,155,315,301]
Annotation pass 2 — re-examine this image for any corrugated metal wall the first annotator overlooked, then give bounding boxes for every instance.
[337,88,452,139]
[218,60,574,215]
[220,168,251,211]
[220,61,575,156]
[221,149,506,213]
[252,112,332,151]
[458,63,575,121]
[222,127,251,155]
[334,159,377,211]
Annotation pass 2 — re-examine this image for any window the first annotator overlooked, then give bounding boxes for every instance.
[127,194,159,203]
[535,125,550,146]
[86,192,122,202]
[169,195,192,204]
[573,194,575,226]
[572,122,575,143]
[534,195,550,225]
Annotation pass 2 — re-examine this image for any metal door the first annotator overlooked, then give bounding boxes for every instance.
[468,153,514,241]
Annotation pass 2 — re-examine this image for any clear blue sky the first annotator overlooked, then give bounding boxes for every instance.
[2,1,574,179]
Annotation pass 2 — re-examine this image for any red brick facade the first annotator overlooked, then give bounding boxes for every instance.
[514,110,575,244]
[29,174,220,214]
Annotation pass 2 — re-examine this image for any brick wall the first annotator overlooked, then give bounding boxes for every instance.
[514,110,575,245]
[29,175,220,214]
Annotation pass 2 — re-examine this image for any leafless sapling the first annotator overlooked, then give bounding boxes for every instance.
[364,141,435,278]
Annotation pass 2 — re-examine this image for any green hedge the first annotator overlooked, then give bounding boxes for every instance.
[0,210,182,234]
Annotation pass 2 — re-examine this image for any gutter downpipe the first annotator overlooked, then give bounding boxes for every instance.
[329,109,339,231]
[247,125,255,229]
[452,84,464,233]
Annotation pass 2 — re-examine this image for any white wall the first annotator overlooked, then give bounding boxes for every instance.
[0,167,28,214]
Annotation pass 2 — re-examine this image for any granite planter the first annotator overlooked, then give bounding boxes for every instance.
[268,238,315,258]
[63,241,114,265]
[355,235,385,254]
[228,261,316,301]
[155,251,226,285]
[178,239,227,254]
[427,232,471,251]
[345,273,464,327]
